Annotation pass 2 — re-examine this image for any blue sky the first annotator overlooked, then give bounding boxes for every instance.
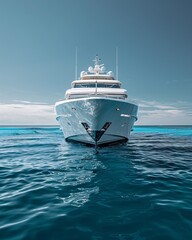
[0,0,192,125]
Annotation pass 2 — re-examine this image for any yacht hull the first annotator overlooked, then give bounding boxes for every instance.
[55,97,138,147]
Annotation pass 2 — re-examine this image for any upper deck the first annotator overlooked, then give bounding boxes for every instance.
[65,55,127,100]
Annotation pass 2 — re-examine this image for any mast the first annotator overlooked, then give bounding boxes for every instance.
[75,47,78,79]
[93,54,101,66]
[116,47,118,80]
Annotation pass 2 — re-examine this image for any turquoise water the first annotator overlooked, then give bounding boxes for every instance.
[0,126,192,240]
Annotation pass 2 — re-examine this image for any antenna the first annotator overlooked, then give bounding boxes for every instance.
[93,54,101,66]
[75,47,78,79]
[116,47,118,80]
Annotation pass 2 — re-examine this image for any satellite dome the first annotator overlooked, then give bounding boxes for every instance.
[101,66,106,72]
[88,66,93,72]
[80,71,86,78]
[108,71,114,76]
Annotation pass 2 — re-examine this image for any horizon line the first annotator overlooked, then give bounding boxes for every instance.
[0,124,192,127]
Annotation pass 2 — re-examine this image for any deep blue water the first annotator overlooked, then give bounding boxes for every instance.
[0,126,192,240]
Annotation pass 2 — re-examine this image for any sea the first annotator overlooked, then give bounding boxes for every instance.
[0,126,192,240]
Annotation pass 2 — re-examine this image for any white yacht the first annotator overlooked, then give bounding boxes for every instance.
[55,55,138,147]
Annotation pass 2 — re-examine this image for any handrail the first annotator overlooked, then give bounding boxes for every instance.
[66,93,127,100]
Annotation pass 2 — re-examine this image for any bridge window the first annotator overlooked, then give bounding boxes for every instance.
[74,83,120,88]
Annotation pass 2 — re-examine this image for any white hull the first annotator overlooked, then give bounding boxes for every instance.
[55,97,138,146]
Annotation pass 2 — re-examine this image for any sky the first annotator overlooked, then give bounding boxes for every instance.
[0,0,192,125]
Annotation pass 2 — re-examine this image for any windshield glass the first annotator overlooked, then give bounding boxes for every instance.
[74,83,120,88]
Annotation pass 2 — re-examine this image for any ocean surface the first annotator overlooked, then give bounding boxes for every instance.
[0,126,192,240]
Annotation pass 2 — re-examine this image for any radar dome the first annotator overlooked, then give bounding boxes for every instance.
[80,71,86,78]
[88,66,93,72]
[101,66,106,72]
[108,71,114,76]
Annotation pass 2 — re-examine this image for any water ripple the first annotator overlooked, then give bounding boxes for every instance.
[0,127,192,239]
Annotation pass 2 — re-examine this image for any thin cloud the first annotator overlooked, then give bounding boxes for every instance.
[155,105,177,110]
[135,99,192,125]
[13,100,47,105]
[0,101,57,125]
